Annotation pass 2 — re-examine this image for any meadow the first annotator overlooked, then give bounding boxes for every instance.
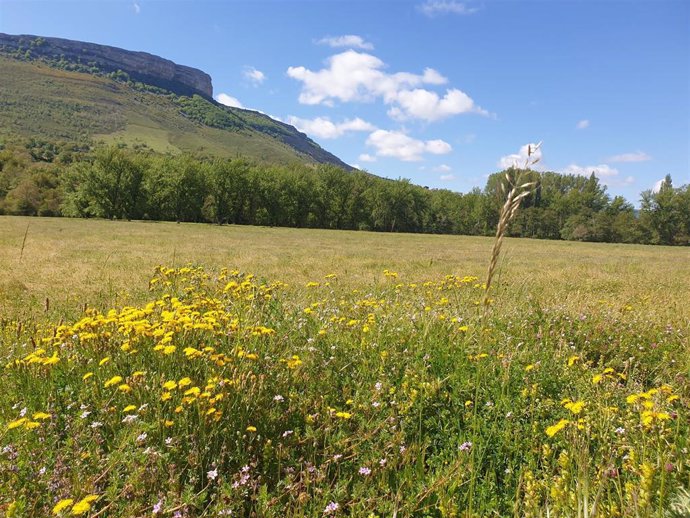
[1,216,688,517]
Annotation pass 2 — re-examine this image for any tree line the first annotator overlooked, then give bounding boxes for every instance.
[1,144,688,245]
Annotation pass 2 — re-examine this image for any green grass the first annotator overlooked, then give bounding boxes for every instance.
[0,216,688,517]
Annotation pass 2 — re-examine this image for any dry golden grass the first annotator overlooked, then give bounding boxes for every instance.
[1,215,689,323]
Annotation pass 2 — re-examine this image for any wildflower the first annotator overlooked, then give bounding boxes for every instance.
[33,412,51,420]
[153,500,163,514]
[546,419,570,437]
[52,499,74,515]
[563,400,586,415]
[165,437,173,445]
[323,501,340,514]
[273,394,284,402]
[207,468,218,480]
[335,411,352,419]
[358,466,371,476]
[7,418,27,430]
[163,380,177,390]
[82,372,93,381]
[178,377,192,388]
[80,411,91,419]
[459,441,472,452]
[104,375,123,388]
[90,421,103,429]
[615,427,625,435]
[70,495,98,515]
[123,405,136,412]
[137,432,148,442]
[246,425,257,432]
[122,414,138,424]
[333,454,343,461]
[282,430,294,438]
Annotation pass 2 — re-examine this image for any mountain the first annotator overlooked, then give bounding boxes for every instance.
[0,33,352,169]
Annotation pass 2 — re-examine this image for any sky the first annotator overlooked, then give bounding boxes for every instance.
[1,0,688,204]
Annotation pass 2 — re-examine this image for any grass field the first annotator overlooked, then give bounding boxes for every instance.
[1,216,688,517]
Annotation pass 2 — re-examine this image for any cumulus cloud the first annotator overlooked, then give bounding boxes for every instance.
[560,164,619,177]
[606,151,651,163]
[434,164,452,172]
[498,143,543,169]
[440,173,457,181]
[652,178,666,193]
[215,93,244,109]
[287,50,485,122]
[243,67,266,85]
[317,35,374,50]
[418,0,479,16]
[389,88,487,121]
[576,119,590,129]
[287,116,376,139]
[366,130,452,162]
[359,153,377,163]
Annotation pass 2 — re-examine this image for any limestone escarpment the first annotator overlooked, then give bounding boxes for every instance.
[0,33,213,98]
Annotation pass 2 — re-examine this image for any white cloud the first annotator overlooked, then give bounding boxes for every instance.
[606,151,651,163]
[132,1,141,14]
[418,0,479,17]
[359,153,377,163]
[576,119,590,129]
[434,164,452,172]
[317,35,374,50]
[652,178,666,193]
[287,50,485,122]
[389,88,487,122]
[287,116,376,139]
[243,67,266,85]
[215,93,244,109]
[561,164,619,177]
[440,173,457,181]
[366,129,452,162]
[498,143,543,169]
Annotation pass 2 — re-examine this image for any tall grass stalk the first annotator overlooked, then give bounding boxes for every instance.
[482,142,542,314]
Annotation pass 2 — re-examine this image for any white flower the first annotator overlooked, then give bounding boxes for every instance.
[207,468,218,480]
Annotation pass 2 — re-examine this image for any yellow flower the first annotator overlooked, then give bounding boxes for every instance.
[25,421,41,430]
[592,374,603,384]
[567,355,580,366]
[52,498,74,515]
[118,384,132,393]
[335,411,352,419]
[104,375,123,388]
[178,377,192,388]
[122,405,137,412]
[70,495,98,515]
[33,412,51,420]
[161,392,172,402]
[163,345,176,355]
[163,380,177,390]
[7,418,27,430]
[546,419,570,437]
[246,425,257,432]
[184,386,200,397]
[82,372,94,381]
[98,357,110,366]
[286,355,303,369]
[184,347,202,358]
[563,400,586,415]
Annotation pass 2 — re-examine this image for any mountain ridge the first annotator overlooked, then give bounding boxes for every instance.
[0,33,353,170]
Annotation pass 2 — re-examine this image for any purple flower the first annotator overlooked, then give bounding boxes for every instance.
[323,501,339,515]
[459,441,472,452]
[358,466,371,476]
[153,500,163,514]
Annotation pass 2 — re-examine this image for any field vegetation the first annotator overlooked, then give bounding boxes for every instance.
[0,216,688,516]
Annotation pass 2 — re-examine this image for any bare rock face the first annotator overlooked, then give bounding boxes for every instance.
[0,33,213,98]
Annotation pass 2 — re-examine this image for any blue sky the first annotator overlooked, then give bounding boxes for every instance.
[1,0,688,204]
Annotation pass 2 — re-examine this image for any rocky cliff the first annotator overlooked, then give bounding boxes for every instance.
[0,33,213,98]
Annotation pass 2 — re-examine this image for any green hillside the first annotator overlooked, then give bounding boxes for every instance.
[0,56,350,168]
